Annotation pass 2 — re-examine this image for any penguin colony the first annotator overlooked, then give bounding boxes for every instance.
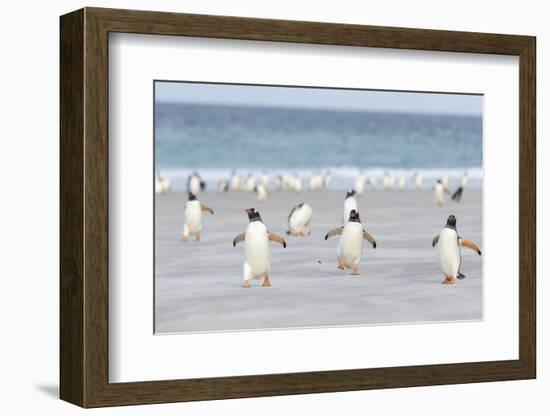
[164,171,480,287]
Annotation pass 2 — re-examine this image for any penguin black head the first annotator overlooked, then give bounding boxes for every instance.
[345,190,356,199]
[348,209,361,223]
[187,192,197,201]
[245,208,262,222]
[446,215,457,227]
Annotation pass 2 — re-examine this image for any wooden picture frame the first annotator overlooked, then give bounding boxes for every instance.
[60,7,536,408]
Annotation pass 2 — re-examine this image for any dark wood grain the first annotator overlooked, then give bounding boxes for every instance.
[60,7,537,408]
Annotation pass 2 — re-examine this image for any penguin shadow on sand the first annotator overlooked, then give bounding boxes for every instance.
[432,214,481,285]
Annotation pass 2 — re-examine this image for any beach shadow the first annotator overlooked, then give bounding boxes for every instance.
[35,384,59,399]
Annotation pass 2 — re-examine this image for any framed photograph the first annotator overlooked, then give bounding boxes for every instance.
[60,7,536,408]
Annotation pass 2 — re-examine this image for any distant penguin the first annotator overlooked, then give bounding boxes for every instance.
[245,174,256,192]
[325,209,377,275]
[218,179,229,193]
[414,172,423,190]
[433,179,447,207]
[323,171,332,189]
[441,175,450,193]
[230,172,241,191]
[260,172,270,189]
[354,171,367,195]
[255,183,268,202]
[383,172,393,190]
[451,186,464,202]
[274,175,282,191]
[287,202,313,237]
[397,176,406,190]
[181,192,214,242]
[343,190,358,223]
[155,171,171,195]
[232,208,286,288]
[292,174,303,192]
[432,215,481,284]
[187,172,205,195]
[369,176,378,190]
[309,172,324,191]
[461,171,469,188]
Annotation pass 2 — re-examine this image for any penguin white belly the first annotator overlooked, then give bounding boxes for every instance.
[184,201,202,234]
[244,222,270,278]
[337,223,363,268]
[189,176,201,195]
[438,228,461,278]
[256,185,267,201]
[290,204,312,233]
[343,198,357,223]
[354,177,366,194]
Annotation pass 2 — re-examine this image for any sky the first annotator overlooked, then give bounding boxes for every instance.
[155,81,483,116]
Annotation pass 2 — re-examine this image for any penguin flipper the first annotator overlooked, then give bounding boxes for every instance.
[459,238,482,255]
[201,204,214,215]
[325,227,343,240]
[268,232,287,248]
[232,232,245,247]
[432,235,440,247]
[362,229,377,249]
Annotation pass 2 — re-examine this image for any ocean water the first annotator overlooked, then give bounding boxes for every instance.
[155,102,483,190]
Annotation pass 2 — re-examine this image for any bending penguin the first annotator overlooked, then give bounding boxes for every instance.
[180,192,214,241]
[287,202,313,237]
[343,190,358,223]
[325,210,377,275]
[232,208,287,288]
[432,215,481,284]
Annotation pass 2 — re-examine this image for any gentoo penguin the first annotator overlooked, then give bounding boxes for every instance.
[369,176,377,190]
[432,215,481,284]
[382,172,393,190]
[441,175,450,193]
[461,171,469,188]
[218,179,229,193]
[291,174,303,192]
[155,171,171,195]
[343,190,358,223]
[451,186,464,202]
[414,172,423,190]
[260,172,270,189]
[274,175,282,191]
[309,172,324,191]
[324,209,377,275]
[354,171,367,195]
[287,202,313,237]
[323,171,332,189]
[397,176,406,190]
[232,208,287,288]
[255,183,268,202]
[433,179,448,207]
[187,172,205,195]
[245,174,256,192]
[181,192,214,241]
[230,171,241,191]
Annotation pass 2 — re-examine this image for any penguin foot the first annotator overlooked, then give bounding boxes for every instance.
[441,276,457,284]
[180,235,189,241]
[262,276,272,287]
[337,262,345,270]
[242,280,251,288]
[351,267,360,276]
[194,233,201,241]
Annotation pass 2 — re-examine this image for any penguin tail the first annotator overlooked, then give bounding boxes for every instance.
[457,272,466,280]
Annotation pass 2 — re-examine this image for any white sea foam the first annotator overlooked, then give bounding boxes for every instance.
[158,166,482,192]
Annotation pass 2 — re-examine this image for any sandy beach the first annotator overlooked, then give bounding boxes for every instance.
[155,189,482,333]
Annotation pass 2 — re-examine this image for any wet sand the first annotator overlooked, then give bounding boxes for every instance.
[155,189,482,333]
